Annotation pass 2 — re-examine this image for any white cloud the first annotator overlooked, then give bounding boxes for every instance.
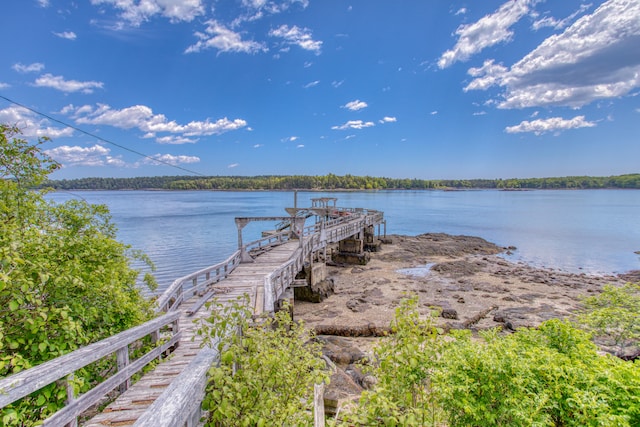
[0,82,10,89]
[269,25,322,54]
[438,0,537,68]
[304,80,320,89]
[90,0,205,26]
[285,136,298,142]
[44,144,125,167]
[455,7,467,16]
[253,143,263,148]
[332,80,344,88]
[464,59,509,91]
[38,0,49,7]
[12,62,45,73]
[331,120,375,130]
[472,111,487,116]
[143,153,200,166]
[505,115,596,135]
[33,74,104,94]
[0,106,73,139]
[296,144,304,148]
[532,3,592,30]
[186,20,267,54]
[234,0,309,26]
[53,31,77,40]
[228,163,239,168]
[430,111,438,115]
[63,103,247,137]
[155,135,199,144]
[343,100,368,111]
[379,116,397,123]
[466,0,640,109]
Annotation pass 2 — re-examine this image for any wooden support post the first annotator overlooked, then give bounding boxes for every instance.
[116,346,130,393]
[64,374,78,427]
[314,383,325,427]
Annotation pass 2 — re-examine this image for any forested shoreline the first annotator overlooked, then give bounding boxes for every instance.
[43,173,640,191]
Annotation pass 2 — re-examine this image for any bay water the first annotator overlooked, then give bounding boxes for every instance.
[47,189,640,293]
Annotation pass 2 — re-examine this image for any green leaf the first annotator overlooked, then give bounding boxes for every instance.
[9,300,19,311]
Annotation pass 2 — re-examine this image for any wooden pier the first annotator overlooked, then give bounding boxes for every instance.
[0,199,385,426]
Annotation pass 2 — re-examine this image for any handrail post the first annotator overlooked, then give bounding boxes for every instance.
[116,345,131,393]
[64,374,77,427]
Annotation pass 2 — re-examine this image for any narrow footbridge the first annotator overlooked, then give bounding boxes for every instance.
[0,198,385,427]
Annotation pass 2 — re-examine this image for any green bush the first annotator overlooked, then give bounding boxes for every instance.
[0,125,155,425]
[199,295,329,426]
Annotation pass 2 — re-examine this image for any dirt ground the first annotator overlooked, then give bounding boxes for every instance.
[293,233,636,407]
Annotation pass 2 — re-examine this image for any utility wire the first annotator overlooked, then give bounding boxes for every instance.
[0,94,206,177]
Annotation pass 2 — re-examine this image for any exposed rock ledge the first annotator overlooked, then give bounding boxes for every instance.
[293,233,635,409]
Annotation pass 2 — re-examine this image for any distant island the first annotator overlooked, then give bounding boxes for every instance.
[43,173,640,191]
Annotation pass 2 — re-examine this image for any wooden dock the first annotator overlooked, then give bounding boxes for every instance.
[0,202,385,427]
[85,241,301,426]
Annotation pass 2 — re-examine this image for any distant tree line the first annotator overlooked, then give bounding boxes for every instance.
[42,173,640,191]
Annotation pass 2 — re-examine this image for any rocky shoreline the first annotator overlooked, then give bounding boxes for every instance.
[293,233,638,409]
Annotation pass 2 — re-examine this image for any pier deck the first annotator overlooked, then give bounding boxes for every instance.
[84,241,301,426]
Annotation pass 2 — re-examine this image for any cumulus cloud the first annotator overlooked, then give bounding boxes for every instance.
[0,106,73,139]
[438,0,537,68]
[53,31,77,40]
[33,74,104,94]
[90,0,204,26]
[63,103,247,137]
[379,116,397,123]
[331,120,375,130]
[13,62,45,73]
[342,100,368,111]
[44,144,126,167]
[269,25,322,54]
[186,20,267,54]
[155,135,199,144]
[466,0,640,109]
[505,115,596,135]
[142,153,200,166]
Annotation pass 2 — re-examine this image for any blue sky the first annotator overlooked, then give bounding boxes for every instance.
[1,0,639,180]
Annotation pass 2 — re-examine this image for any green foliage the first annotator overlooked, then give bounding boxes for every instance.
[332,296,640,427]
[199,295,329,426]
[336,296,443,426]
[42,173,640,191]
[434,320,639,426]
[576,283,640,356]
[0,125,155,425]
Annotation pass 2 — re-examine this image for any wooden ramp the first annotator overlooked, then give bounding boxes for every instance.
[84,241,300,426]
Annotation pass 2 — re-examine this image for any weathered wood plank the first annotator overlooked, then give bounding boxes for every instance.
[42,332,181,426]
[133,346,220,427]
[0,311,180,408]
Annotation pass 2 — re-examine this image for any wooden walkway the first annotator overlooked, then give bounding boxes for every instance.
[0,205,385,427]
[84,241,301,426]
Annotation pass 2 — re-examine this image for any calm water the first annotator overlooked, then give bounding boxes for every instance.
[47,190,640,292]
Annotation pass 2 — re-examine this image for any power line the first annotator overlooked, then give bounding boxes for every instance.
[0,94,206,177]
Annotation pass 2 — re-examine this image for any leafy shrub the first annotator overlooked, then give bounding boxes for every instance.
[0,125,155,425]
[199,295,329,426]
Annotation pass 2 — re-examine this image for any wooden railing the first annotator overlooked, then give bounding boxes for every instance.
[0,311,181,427]
[155,250,242,313]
